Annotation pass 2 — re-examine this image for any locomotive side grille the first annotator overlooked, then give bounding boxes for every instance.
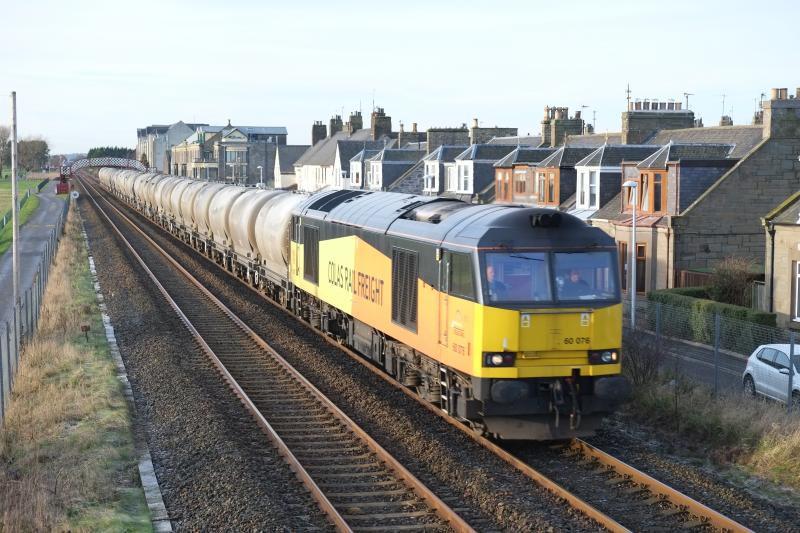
[303,226,319,284]
[391,248,418,331]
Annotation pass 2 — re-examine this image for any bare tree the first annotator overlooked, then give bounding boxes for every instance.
[0,125,10,173]
[17,137,49,172]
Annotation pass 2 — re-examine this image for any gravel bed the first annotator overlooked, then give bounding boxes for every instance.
[78,194,334,531]
[90,182,605,531]
[583,417,800,533]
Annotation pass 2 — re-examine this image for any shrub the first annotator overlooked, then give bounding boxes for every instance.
[708,257,757,307]
[623,333,665,387]
[648,289,777,354]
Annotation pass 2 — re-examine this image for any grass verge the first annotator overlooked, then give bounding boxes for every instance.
[0,205,152,531]
[622,334,800,491]
[0,194,40,256]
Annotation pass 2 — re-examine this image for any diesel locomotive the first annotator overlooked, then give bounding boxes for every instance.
[97,168,630,439]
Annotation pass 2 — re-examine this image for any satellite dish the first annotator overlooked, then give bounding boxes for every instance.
[70,191,80,200]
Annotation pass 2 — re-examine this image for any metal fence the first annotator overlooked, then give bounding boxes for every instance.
[623,296,798,406]
[0,198,68,424]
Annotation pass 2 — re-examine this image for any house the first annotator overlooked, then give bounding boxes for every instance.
[493,147,556,204]
[294,109,396,191]
[570,145,661,219]
[527,147,596,210]
[365,149,426,191]
[420,145,468,196]
[136,121,208,173]
[334,140,388,188]
[273,145,309,189]
[763,191,800,327]
[349,149,381,189]
[168,122,287,185]
[444,144,518,203]
[590,142,743,293]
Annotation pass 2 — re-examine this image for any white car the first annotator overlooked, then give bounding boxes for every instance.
[742,344,800,406]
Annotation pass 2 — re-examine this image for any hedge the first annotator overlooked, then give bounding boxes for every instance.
[647,288,778,355]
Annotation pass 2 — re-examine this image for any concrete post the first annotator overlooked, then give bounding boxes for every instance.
[10,92,19,355]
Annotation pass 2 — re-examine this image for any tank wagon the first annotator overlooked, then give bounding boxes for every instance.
[97,168,630,439]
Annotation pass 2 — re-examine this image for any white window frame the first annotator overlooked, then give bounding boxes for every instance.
[588,170,598,208]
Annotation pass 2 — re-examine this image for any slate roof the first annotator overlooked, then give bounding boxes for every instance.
[764,191,800,225]
[387,160,425,192]
[454,144,518,162]
[646,125,763,158]
[591,191,626,221]
[575,145,660,168]
[488,135,543,146]
[494,147,557,167]
[537,147,596,168]
[367,149,425,163]
[349,149,381,163]
[565,133,623,147]
[337,140,388,166]
[276,145,310,173]
[422,145,469,163]
[294,129,376,167]
[637,143,734,169]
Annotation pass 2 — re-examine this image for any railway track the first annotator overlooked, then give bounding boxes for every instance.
[80,173,754,533]
[78,177,477,533]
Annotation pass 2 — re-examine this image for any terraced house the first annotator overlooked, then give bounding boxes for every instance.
[169,122,288,185]
[493,147,556,204]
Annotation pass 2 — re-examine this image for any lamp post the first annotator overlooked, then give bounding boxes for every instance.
[257,165,263,188]
[622,180,638,329]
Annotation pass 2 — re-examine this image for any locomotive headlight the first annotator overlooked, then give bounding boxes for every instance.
[483,352,516,367]
[589,350,619,365]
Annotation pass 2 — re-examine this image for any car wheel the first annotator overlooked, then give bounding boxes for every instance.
[743,375,756,397]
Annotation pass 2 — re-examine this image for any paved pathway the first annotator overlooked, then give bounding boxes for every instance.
[0,181,66,328]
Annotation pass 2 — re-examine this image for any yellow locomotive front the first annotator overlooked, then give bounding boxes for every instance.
[429,210,630,440]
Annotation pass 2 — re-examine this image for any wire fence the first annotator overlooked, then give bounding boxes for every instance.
[0,197,69,424]
[623,297,798,408]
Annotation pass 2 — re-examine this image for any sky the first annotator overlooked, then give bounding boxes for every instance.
[1,0,799,154]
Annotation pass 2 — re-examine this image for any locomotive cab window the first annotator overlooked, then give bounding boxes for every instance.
[554,251,618,301]
[484,252,552,304]
[449,252,476,300]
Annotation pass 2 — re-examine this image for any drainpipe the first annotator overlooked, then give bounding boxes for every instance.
[768,222,776,312]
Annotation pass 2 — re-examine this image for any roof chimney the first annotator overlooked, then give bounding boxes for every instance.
[412,122,417,133]
[471,118,479,129]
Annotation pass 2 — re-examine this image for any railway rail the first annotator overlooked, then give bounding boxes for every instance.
[79,173,754,533]
[78,176,476,533]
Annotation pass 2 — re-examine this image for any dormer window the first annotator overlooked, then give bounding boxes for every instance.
[537,169,559,206]
[625,171,666,214]
[577,170,599,210]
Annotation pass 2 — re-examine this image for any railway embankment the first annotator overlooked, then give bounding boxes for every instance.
[616,334,800,504]
[0,205,152,530]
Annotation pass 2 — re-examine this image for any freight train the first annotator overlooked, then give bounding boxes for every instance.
[96,168,630,439]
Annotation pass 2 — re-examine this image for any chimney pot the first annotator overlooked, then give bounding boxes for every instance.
[472,118,479,128]
[412,122,418,133]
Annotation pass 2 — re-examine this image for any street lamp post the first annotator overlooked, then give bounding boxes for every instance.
[257,165,263,188]
[622,180,638,329]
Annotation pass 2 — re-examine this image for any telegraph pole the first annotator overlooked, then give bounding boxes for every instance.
[10,92,19,350]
